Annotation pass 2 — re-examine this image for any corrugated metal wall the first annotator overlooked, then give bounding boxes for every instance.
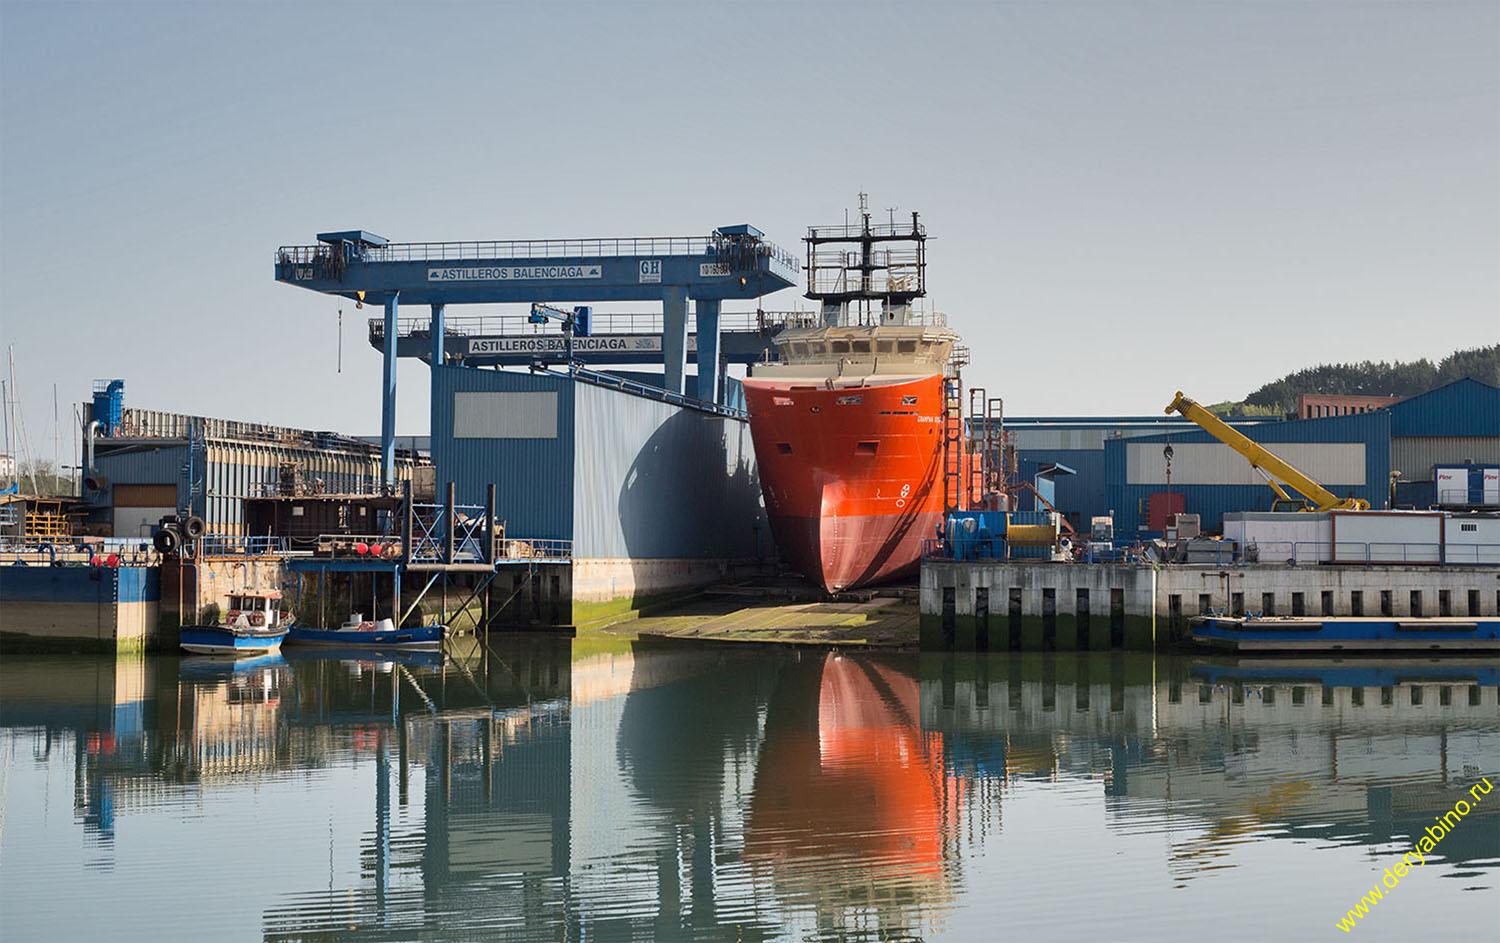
[1392,437,1500,482]
[95,438,405,535]
[1124,441,1367,486]
[1388,378,1499,437]
[432,366,576,542]
[1103,410,1391,534]
[572,382,765,559]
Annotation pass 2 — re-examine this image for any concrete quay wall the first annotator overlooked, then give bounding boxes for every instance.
[1,565,161,653]
[921,560,1500,651]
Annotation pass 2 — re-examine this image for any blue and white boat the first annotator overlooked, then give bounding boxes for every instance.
[179,592,290,655]
[285,613,447,650]
[1191,615,1500,654]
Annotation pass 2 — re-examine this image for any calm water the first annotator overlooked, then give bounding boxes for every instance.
[1,641,1496,942]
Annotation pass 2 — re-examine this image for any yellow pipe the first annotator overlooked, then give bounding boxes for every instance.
[1164,392,1369,512]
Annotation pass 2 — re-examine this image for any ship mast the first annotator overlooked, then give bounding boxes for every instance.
[805,193,927,328]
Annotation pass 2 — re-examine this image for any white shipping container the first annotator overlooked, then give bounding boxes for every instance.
[1223,511,1332,563]
[1331,511,1443,564]
[1442,514,1500,565]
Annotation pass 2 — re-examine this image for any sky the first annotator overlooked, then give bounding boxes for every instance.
[1,0,1495,466]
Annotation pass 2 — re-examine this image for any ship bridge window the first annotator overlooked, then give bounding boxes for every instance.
[878,341,894,354]
[856,441,879,455]
[831,340,851,354]
[851,341,871,354]
[898,340,918,354]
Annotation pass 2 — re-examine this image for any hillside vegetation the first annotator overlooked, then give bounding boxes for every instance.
[1210,345,1498,417]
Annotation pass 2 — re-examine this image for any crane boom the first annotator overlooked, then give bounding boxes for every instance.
[1164,392,1369,512]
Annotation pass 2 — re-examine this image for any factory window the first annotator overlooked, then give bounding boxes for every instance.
[1323,686,1334,706]
[1469,590,1481,616]
[1350,590,1363,616]
[1409,590,1422,617]
[1380,590,1393,616]
[1470,685,1481,706]
[1168,594,1183,641]
[856,441,878,455]
[1292,686,1306,705]
[1410,686,1424,706]
[1263,687,1275,706]
[1231,592,1245,617]
[1351,687,1364,707]
[1439,686,1451,706]
[1322,590,1334,615]
[292,506,304,517]
[1381,687,1394,706]
[776,443,792,454]
[1291,592,1305,616]
[1198,593,1212,615]
[1261,592,1276,616]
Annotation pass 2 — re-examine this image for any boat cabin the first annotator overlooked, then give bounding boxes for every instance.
[225,592,284,629]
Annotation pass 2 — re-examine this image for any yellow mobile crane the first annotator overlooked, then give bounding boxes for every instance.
[1165,392,1370,512]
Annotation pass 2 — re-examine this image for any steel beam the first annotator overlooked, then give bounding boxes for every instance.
[662,286,688,395]
[381,292,400,490]
[429,303,445,448]
[695,299,721,404]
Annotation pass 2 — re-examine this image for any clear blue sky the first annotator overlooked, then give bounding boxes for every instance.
[2,1,1495,464]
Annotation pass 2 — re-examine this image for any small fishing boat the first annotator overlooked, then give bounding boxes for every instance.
[179,592,290,655]
[285,613,447,650]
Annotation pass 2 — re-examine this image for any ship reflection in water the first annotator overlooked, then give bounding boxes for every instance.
[0,644,1496,941]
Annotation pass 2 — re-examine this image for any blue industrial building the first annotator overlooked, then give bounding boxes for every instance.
[1006,378,1500,537]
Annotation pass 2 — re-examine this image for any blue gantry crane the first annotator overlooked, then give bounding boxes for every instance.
[275,225,799,488]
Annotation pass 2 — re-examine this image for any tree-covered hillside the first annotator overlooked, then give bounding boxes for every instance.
[1210,345,1498,417]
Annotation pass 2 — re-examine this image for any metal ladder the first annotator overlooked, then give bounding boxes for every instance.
[943,376,964,513]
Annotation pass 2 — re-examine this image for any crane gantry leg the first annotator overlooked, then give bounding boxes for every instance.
[381,292,400,491]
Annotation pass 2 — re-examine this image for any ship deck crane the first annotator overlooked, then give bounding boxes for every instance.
[1164,392,1370,512]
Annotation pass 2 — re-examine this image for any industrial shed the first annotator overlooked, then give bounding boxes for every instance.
[83,395,421,537]
[1005,378,1499,537]
[429,364,769,617]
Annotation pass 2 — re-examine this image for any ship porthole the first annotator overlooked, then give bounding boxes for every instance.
[810,406,821,413]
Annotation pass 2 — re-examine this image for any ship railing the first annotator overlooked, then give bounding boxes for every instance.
[277,234,795,267]
[198,534,296,557]
[495,537,572,562]
[920,537,1500,567]
[0,539,155,566]
[371,309,819,342]
[807,221,926,239]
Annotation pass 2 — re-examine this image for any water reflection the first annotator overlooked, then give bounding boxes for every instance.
[0,644,1495,941]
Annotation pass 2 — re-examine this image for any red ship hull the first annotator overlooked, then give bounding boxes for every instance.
[744,374,946,593]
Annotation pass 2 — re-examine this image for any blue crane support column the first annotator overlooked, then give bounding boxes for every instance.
[429,303,445,450]
[381,292,400,491]
[695,299,721,404]
[662,285,689,395]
